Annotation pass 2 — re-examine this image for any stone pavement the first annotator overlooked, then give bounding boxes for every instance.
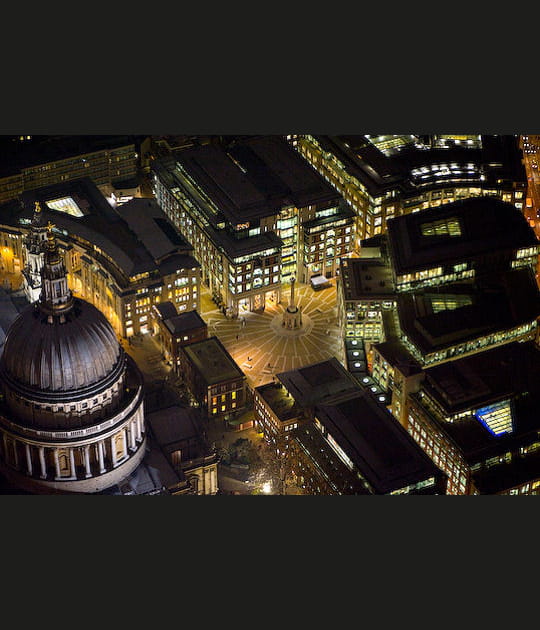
[199,281,344,391]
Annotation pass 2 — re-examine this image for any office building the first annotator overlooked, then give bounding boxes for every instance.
[254,357,447,494]
[289,134,527,245]
[179,336,247,424]
[150,303,208,372]
[336,196,540,435]
[407,341,540,494]
[386,196,539,292]
[151,135,354,316]
[0,177,201,338]
[0,135,146,205]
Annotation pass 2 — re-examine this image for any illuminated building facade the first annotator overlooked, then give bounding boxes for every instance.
[289,134,527,246]
[254,358,446,494]
[253,382,304,443]
[178,336,247,423]
[151,136,353,315]
[336,237,397,356]
[406,341,540,494]
[0,178,201,338]
[150,303,208,373]
[337,197,540,435]
[386,196,540,293]
[0,135,145,205]
[0,227,147,494]
[370,340,423,426]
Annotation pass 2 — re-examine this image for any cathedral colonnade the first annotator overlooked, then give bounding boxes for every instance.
[0,389,146,494]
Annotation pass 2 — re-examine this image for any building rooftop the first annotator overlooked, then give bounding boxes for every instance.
[372,339,423,377]
[146,405,211,459]
[153,301,179,321]
[9,177,198,283]
[397,268,540,356]
[292,423,370,494]
[164,310,207,336]
[311,135,526,199]
[471,451,540,494]
[168,135,342,227]
[387,196,538,275]
[117,197,194,262]
[255,381,302,422]
[339,257,395,300]
[277,357,360,409]
[181,335,244,385]
[314,390,444,494]
[416,341,540,464]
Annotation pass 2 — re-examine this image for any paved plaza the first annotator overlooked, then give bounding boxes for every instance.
[199,280,344,390]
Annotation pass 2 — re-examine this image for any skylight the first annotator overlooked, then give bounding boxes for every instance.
[45,196,85,218]
[475,400,513,436]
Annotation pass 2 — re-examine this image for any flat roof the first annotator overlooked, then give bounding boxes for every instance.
[117,197,194,262]
[255,382,301,422]
[292,423,370,494]
[172,135,342,226]
[311,135,526,198]
[471,452,540,494]
[153,301,178,321]
[11,178,198,282]
[164,310,207,336]
[339,257,395,300]
[277,357,360,408]
[416,341,540,463]
[146,405,205,450]
[397,268,540,355]
[315,391,443,494]
[181,335,244,385]
[424,340,540,414]
[387,197,538,275]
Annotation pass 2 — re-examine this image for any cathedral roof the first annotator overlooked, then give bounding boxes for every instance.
[0,297,122,395]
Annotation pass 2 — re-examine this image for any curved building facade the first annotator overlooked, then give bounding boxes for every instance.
[0,226,146,493]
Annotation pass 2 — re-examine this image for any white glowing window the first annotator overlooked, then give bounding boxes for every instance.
[45,197,86,217]
[475,400,513,436]
[421,217,462,237]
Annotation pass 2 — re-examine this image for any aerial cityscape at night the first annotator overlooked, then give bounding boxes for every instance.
[0,133,539,495]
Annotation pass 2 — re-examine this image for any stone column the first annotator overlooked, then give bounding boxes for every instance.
[2,434,8,462]
[12,439,19,470]
[25,443,33,475]
[69,448,76,480]
[122,428,128,459]
[53,449,61,479]
[83,445,92,478]
[97,441,106,474]
[129,421,136,451]
[111,436,118,468]
[212,467,218,494]
[289,277,296,309]
[39,447,47,479]
[136,413,143,442]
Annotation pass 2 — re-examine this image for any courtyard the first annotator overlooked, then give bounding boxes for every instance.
[198,280,345,391]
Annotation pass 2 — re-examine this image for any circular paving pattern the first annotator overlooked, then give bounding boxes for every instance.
[269,311,313,337]
[200,282,344,390]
